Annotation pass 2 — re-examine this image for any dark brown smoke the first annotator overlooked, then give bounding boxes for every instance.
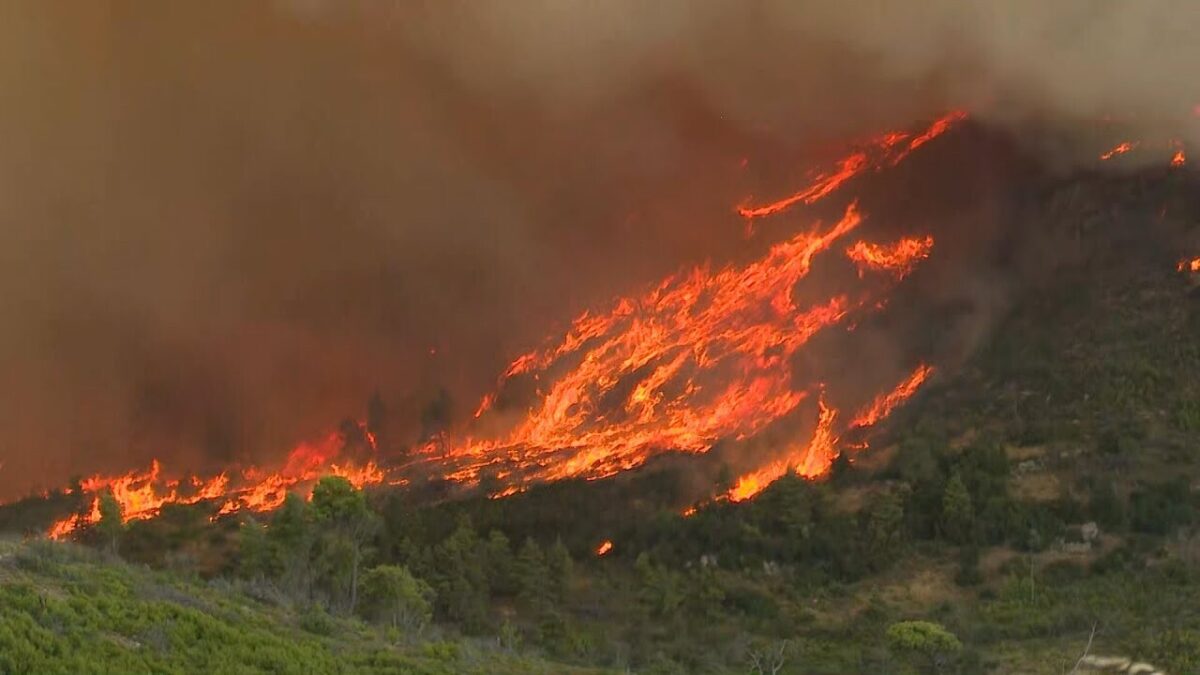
[0,2,1195,498]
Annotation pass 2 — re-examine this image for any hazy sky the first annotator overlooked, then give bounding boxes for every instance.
[1,1,1196,497]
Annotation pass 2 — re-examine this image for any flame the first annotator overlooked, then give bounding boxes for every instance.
[726,395,839,502]
[850,364,935,429]
[474,393,496,418]
[432,116,960,501]
[46,424,383,539]
[1178,257,1200,273]
[443,203,868,489]
[595,540,613,556]
[845,236,934,280]
[32,114,962,536]
[723,363,933,503]
[736,111,966,219]
[1100,141,1138,161]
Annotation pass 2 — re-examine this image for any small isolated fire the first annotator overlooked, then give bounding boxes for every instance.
[845,236,934,280]
[1099,141,1138,161]
[595,540,613,557]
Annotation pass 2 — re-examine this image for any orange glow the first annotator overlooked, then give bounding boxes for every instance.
[737,111,967,220]
[35,113,960,536]
[845,236,934,279]
[726,395,839,502]
[723,364,933,503]
[1178,257,1200,273]
[1172,149,1186,167]
[443,203,867,492]
[47,423,383,539]
[595,540,613,556]
[851,364,935,430]
[1100,141,1138,160]
[433,116,959,503]
[474,393,496,418]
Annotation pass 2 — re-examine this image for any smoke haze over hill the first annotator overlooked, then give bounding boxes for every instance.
[1,1,1197,497]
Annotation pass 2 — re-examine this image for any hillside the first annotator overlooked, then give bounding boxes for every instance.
[0,538,605,675]
[3,167,1200,674]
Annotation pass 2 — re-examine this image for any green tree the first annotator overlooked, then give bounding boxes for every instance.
[546,537,573,602]
[96,490,123,555]
[430,517,489,631]
[885,620,962,673]
[635,552,684,618]
[940,472,974,544]
[516,538,550,613]
[311,476,380,613]
[484,529,517,595]
[864,490,906,571]
[360,564,435,634]
[238,516,276,581]
[269,492,315,600]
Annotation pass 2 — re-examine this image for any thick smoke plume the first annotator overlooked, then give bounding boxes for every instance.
[1,2,1196,498]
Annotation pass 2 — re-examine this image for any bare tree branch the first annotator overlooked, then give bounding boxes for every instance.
[1068,623,1097,675]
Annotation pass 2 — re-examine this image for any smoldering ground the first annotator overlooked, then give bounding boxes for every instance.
[1,1,1196,497]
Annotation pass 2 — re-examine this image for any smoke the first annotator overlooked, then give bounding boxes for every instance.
[0,1,1194,497]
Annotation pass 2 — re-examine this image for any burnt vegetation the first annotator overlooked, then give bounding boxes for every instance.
[3,165,1200,673]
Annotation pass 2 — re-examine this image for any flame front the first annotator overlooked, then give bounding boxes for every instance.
[434,115,966,500]
[47,425,383,539]
[35,113,969,538]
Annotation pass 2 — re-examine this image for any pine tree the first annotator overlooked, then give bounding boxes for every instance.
[546,538,573,602]
[940,472,975,544]
[430,516,489,631]
[238,516,276,581]
[484,530,516,595]
[516,538,550,613]
[269,492,315,600]
[96,490,123,556]
[864,490,905,571]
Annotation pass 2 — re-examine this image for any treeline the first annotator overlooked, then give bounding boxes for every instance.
[57,429,1200,672]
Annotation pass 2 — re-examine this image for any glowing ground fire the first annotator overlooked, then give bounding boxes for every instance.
[32,112,973,539]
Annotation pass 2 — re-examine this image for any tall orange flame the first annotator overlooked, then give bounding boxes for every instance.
[736,111,967,219]
[30,113,967,538]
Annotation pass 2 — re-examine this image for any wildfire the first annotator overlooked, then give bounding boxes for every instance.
[851,364,936,429]
[30,113,964,538]
[46,425,384,539]
[721,363,933,502]
[595,540,613,557]
[736,111,967,219]
[726,395,840,502]
[845,236,934,280]
[1100,141,1138,161]
[430,115,962,502]
[1177,257,1200,273]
